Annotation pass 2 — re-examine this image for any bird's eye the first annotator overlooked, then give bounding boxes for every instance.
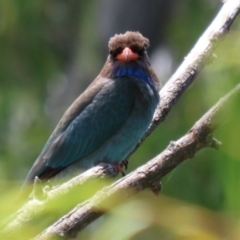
[130,46,144,56]
[109,47,123,58]
[115,47,123,55]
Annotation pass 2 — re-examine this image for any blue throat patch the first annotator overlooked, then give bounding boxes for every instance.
[113,65,155,89]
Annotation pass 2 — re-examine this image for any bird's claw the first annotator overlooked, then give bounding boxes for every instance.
[120,158,129,170]
[113,163,125,176]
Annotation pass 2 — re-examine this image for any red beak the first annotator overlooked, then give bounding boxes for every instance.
[116,47,139,62]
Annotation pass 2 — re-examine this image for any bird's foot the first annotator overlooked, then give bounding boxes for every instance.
[120,158,129,170]
[113,163,126,176]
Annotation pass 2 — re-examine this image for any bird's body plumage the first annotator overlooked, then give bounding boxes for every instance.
[23,31,160,187]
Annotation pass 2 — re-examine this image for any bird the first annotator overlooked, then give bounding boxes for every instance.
[23,31,160,187]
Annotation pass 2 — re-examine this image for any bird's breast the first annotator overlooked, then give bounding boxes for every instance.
[50,76,160,179]
[77,76,159,166]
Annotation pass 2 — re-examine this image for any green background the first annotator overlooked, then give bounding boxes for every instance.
[1,1,240,239]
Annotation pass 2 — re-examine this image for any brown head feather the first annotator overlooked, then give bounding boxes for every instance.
[100,31,160,90]
[108,31,149,52]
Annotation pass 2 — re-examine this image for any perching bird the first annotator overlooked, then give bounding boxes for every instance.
[23,31,160,187]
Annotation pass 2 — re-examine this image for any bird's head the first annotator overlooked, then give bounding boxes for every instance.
[108,31,149,63]
[100,31,159,89]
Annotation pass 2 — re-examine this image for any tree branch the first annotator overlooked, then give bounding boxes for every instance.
[144,0,240,139]
[3,163,119,235]
[35,82,240,239]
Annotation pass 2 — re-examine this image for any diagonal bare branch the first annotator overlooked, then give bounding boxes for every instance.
[143,0,240,139]
[35,82,240,240]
